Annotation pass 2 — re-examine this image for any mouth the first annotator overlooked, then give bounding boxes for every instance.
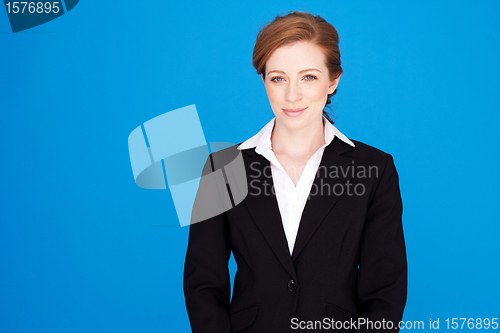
[282,107,307,117]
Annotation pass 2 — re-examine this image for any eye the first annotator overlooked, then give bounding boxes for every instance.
[270,76,284,82]
[304,74,317,81]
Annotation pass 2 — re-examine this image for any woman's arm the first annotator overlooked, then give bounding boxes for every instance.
[183,153,232,333]
[356,153,407,332]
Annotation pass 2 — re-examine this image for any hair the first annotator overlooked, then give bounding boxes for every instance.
[252,11,343,124]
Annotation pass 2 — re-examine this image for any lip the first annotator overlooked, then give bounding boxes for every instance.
[282,107,307,117]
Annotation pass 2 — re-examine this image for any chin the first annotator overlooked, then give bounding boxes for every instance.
[278,110,323,128]
[276,114,309,129]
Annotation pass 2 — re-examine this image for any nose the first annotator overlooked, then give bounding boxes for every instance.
[285,81,302,103]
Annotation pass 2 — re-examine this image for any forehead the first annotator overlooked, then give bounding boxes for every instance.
[266,41,327,74]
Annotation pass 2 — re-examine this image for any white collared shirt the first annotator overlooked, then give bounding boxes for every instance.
[238,116,355,255]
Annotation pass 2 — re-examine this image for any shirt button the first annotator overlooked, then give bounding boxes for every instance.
[287,279,298,291]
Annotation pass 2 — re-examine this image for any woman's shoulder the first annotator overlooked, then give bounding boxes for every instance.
[342,138,394,166]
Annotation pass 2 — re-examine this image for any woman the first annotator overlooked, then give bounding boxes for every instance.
[184,11,407,333]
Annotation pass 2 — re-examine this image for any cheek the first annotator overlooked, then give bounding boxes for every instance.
[264,85,281,102]
[304,83,329,101]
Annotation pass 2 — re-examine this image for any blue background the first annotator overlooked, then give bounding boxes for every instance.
[1,1,499,332]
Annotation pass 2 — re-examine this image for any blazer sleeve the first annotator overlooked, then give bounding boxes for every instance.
[183,153,232,333]
[356,153,407,332]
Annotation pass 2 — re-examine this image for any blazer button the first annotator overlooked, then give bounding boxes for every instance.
[287,279,297,291]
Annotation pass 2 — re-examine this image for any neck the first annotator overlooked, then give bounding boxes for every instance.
[271,116,325,158]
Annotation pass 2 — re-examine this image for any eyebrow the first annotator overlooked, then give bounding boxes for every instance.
[267,68,322,76]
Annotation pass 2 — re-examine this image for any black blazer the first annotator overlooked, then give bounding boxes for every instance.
[184,136,407,333]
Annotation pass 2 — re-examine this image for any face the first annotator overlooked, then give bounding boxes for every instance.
[261,40,341,131]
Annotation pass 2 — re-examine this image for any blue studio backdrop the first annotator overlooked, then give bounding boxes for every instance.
[1,1,499,332]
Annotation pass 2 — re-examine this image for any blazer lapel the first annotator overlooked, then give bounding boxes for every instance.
[239,137,361,274]
[241,149,297,280]
[291,138,362,261]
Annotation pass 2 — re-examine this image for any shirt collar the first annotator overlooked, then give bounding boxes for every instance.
[237,115,355,152]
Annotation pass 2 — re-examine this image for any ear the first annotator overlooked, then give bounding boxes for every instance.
[328,74,342,95]
[261,73,265,83]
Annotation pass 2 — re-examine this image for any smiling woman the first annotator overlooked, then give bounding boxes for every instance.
[262,41,339,130]
[253,11,343,126]
[184,11,407,333]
